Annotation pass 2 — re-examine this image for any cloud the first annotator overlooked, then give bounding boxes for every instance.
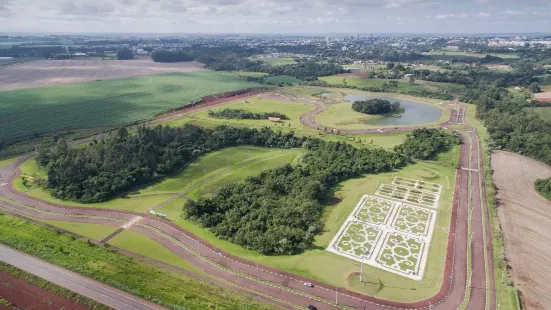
[60,0,114,15]
[474,12,490,18]
[501,9,524,15]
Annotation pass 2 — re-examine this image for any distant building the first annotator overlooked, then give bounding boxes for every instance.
[344,67,361,73]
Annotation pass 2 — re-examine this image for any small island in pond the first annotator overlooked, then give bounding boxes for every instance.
[352,98,405,116]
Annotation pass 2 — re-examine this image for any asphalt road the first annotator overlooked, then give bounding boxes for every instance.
[0,244,163,310]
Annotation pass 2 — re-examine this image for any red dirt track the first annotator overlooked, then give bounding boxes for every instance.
[0,96,495,310]
[0,270,88,310]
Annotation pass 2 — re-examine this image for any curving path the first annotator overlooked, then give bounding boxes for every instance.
[0,99,495,310]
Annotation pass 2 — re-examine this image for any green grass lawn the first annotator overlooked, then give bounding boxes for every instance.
[108,229,199,272]
[137,146,278,196]
[0,156,17,168]
[314,90,449,131]
[155,146,458,302]
[15,146,301,213]
[251,57,296,66]
[163,87,409,149]
[523,107,551,121]
[263,75,301,85]
[232,71,269,78]
[39,219,119,241]
[0,214,277,310]
[0,71,266,142]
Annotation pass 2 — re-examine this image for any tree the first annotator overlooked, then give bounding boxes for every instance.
[386,62,395,69]
[115,48,134,60]
[409,75,415,85]
[528,82,541,93]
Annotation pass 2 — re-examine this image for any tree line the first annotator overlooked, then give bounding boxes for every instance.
[535,177,551,201]
[37,125,307,203]
[352,99,402,115]
[183,128,460,255]
[208,109,289,120]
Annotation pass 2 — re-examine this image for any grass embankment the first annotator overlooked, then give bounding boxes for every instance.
[155,145,459,302]
[465,104,520,310]
[0,71,266,143]
[39,220,119,241]
[164,87,409,149]
[0,214,278,310]
[0,262,111,310]
[0,156,17,168]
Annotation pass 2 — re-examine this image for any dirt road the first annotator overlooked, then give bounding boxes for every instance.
[492,151,551,309]
[0,100,494,310]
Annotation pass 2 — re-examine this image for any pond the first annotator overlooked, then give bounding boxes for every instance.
[344,95,442,126]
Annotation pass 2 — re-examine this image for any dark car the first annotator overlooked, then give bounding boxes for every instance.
[307,305,317,310]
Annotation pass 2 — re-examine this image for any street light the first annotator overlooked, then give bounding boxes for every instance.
[360,249,369,283]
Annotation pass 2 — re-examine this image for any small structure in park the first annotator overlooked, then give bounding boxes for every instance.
[149,210,167,219]
[268,117,281,122]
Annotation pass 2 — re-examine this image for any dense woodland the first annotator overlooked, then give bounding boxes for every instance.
[184,128,460,254]
[208,109,289,120]
[38,125,307,202]
[535,177,551,201]
[463,85,551,165]
[352,99,402,115]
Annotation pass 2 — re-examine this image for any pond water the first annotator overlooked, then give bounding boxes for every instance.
[344,95,442,126]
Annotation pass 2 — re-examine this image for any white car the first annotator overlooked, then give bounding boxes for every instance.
[303,282,314,288]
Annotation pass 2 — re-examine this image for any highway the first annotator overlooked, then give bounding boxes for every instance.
[0,244,163,310]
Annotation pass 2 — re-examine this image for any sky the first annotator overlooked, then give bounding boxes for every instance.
[2,0,551,34]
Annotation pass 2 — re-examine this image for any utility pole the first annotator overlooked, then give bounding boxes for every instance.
[335,286,338,305]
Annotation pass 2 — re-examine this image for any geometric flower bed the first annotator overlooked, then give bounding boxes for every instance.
[375,177,441,209]
[327,188,438,280]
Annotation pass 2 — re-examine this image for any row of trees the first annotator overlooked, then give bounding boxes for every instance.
[208,109,289,120]
[151,50,193,63]
[535,177,551,201]
[183,128,460,255]
[352,99,402,115]
[38,125,308,202]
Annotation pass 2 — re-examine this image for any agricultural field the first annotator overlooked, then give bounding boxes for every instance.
[0,71,266,143]
[327,193,437,280]
[0,58,206,91]
[523,107,551,121]
[493,151,551,310]
[423,51,519,59]
[250,56,296,66]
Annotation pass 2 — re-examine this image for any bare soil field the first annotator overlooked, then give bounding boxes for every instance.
[492,151,551,310]
[0,270,89,310]
[534,92,551,102]
[0,58,205,91]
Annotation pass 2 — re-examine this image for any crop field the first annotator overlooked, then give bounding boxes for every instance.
[250,56,296,66]
[327,191,437,280]
[0,58,207,91]
[0,71,265,143]
[423,51,519,59]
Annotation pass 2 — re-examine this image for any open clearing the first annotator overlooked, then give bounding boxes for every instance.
[0,58,206,91]
[523,107,551,121]
[250,56,296,66]
[492,151,551,310]
[0,71,265,142]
